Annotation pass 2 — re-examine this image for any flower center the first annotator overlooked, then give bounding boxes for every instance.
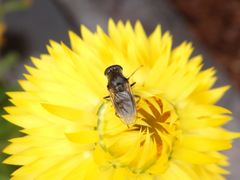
[97,96,179,174]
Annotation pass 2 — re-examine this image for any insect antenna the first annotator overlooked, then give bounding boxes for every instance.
[127,65,143,80]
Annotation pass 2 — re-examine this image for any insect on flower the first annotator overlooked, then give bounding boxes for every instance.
[104,65,138,125]
[3,20,240,179]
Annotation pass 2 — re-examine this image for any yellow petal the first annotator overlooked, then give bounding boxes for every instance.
[41,103,96,123]
[172,147,221,164]
[181,135,232,151]
[65,130,99,144]
[190,86,230,104]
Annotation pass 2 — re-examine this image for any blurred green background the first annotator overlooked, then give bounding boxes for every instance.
[0,1,30,179]
[0,0,72,178]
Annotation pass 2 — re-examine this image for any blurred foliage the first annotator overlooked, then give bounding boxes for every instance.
[0,55,21,179]
[0,0,32,179]
[0,52,21,179]
[0,52,18,79]
[0,0,32,20]
[0,103,20,180]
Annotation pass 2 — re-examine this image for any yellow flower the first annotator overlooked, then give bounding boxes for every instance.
[3,19,240,179]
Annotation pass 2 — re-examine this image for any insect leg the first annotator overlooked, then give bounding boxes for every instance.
[130,82,136,87]
[134,95,141,103]
[103,95,111,101]
[115,112,120,117]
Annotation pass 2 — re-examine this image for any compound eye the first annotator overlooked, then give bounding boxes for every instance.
[104,65,123,76]
[116,65,123,71]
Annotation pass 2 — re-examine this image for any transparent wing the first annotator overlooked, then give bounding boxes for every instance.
[109,85,136,124]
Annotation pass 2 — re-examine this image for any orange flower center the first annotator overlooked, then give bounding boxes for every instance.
[97,96,180,173]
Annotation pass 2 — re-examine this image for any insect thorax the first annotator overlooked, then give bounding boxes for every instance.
[107,75,128,92]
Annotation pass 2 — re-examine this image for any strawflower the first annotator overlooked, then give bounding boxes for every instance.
[3,19,240,179]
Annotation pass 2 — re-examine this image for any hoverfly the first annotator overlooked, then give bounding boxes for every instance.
[104,65,138,125]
